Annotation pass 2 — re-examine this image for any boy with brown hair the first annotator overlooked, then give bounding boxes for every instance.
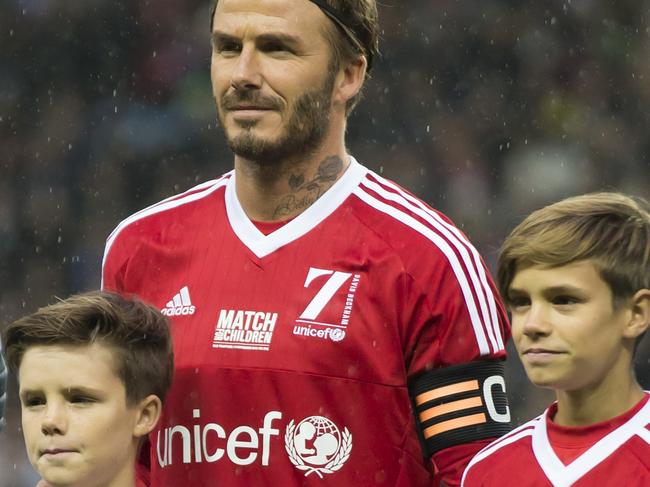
[1,291,174,487]
[462,192,650,486]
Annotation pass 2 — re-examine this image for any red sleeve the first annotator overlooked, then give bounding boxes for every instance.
[402,253,509,375]
[101,227,128,292]
[432,440,492,487]
[400,228,511,486]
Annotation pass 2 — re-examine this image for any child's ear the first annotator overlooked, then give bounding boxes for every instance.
[132,394,162,438]
[622,289,650,340]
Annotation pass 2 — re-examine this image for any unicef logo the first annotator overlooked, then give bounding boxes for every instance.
[330,328,345,342]
[284,416,352,478]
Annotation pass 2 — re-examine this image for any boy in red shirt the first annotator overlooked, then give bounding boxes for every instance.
[462,192,650,486]
[2,291,174,487]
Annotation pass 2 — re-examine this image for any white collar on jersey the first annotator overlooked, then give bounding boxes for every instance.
[531,393,650,487]
[225,156,368,258]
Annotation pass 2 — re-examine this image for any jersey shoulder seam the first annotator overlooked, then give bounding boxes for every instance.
[107,174,230,243]
[101,175,230,282]
[353,175,452,253]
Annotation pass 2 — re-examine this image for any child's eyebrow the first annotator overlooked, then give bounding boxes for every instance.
[19,386,104,399]
[543,285,584,294]
[19,389,42,401]
[62,386,103,395]
[508,285,583,296]
[58,386,112,401]
[505,287,528,299]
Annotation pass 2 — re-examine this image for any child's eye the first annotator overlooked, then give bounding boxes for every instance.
[553,295,579,306]
[22,396,45,408]
[69,395,96,404]
[508,296,530,310]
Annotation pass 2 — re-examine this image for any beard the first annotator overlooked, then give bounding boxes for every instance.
[216,74,335,165]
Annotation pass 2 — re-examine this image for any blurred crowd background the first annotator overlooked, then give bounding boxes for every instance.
[1,0,649,484]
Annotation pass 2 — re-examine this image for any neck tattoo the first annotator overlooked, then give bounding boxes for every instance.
[272,156,344,219]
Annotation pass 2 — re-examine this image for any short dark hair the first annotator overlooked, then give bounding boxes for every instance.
[1,291,174,406]
[210,0,380,115]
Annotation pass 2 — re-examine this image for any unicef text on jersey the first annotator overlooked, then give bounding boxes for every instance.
[155,410,353,478]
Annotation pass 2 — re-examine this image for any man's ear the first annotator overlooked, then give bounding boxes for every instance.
[132,394,162,438]
[622,289,650,340]
[333,55,367,107]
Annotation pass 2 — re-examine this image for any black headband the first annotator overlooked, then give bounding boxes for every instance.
[309,0,372,70]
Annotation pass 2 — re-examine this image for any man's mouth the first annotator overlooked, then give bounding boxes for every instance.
[228,107,274,115]
[230,105,273,111]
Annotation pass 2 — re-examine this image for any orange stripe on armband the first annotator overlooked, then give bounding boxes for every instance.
[422,413,487,439]
[418,396,484,422]
[414,380,479,406]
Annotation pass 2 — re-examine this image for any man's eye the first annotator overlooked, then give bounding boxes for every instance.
[262,42,292,54]
[216,42,241,54]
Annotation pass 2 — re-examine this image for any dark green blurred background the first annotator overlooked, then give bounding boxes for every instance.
[1,1,649,483]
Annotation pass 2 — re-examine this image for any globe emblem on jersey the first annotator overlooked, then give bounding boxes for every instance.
[284,415,353,478]
[330,328,345,342]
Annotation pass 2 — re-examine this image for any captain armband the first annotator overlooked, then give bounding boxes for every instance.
[408,360,512,456]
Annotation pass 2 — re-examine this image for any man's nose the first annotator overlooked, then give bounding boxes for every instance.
[231,45,263,90]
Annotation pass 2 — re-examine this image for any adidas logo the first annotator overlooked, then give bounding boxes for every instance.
[161,286,196,317]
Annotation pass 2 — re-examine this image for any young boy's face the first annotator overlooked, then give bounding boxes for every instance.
[508,260,632,393]
[19,343,143,487]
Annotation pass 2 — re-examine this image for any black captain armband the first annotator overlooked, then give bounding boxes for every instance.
[408,360,511,457]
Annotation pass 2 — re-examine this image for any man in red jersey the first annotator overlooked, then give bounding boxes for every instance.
[462,193,650,486]
[102,1,511,485]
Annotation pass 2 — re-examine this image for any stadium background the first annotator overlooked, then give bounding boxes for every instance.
[1,0,649,483]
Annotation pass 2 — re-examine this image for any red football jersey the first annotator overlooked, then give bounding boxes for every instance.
[462,393,650,486]
[102,158,509,486]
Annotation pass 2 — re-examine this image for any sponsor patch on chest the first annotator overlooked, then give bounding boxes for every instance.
[213,310,278,351]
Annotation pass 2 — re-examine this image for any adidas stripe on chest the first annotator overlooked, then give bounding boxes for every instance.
[162,286,196,316]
